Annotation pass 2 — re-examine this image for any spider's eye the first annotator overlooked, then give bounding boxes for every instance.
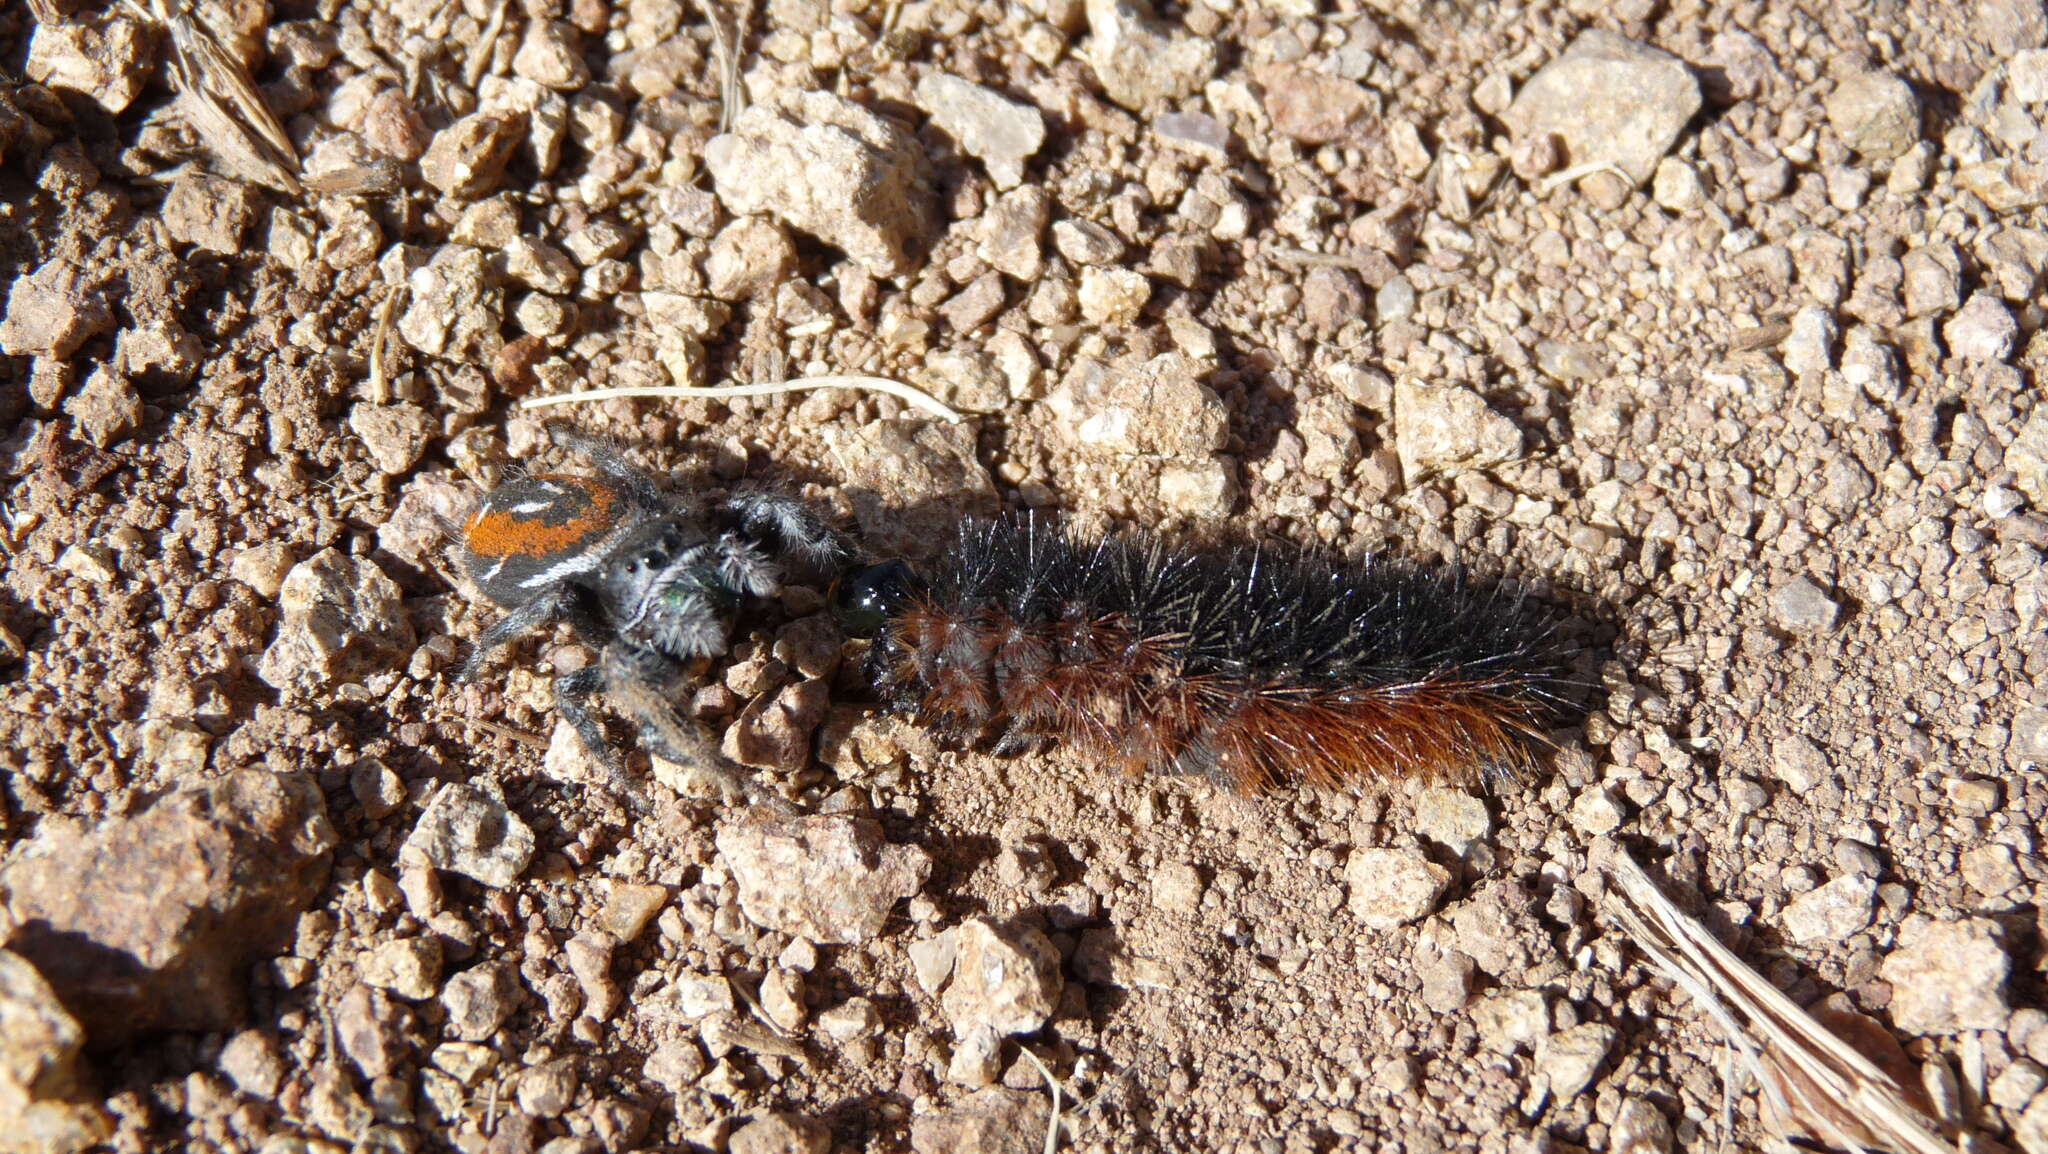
[834,560,918,639]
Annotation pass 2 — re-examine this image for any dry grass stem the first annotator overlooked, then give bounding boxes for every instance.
[1598,847,1956,1154]
[518,376,965,422]
[136,0,301,193]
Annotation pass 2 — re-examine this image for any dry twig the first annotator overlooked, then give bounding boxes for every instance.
[132,0,301,193]
[518,376,965,422]
[1598,846,1956,1154]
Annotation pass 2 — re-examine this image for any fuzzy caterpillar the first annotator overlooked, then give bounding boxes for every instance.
[833,516,1576,793]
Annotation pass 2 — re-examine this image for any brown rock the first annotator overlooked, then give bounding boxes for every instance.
[0,769,335,1044]
[909,1088,1051,1154]
[0,949,112,1154]
[704,91,935,277]
[1263,66,1376,144]
[715,809,931,944]
[420,111,527,199]
[730,1112,830,1154]
[161,173,259,254]
[941,919,1063,1037]
[0,258,113,359]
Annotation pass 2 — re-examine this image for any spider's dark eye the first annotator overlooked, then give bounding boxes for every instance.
[834,560,918,639]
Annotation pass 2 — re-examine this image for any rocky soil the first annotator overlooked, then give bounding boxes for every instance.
[3,0,2047,1151]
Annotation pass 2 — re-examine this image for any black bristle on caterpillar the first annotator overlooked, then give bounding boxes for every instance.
[834,515,1577,794]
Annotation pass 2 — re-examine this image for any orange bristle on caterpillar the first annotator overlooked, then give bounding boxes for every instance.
[835,516,1576,794]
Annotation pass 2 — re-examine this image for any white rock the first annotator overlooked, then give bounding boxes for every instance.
[1503,30,1701,188]
[1780,875,1876,944]
[1879,918,2010,1034]
[1345,847,1451,928]
[401,782,536,889]
[705,91,935,277]
[941,919,1062,1037]
[914,74,1046,190]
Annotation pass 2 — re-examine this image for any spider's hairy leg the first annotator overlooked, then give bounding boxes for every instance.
[722,488,852,575]
[601,643,764,804]
[459,584,591,682]
[547,424,668,511]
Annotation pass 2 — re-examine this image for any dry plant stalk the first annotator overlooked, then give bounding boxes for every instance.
[1597,846,1957,1154]
[135,0,300,193]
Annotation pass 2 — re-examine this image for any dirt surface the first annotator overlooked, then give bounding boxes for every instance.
[3,0,2048,1151]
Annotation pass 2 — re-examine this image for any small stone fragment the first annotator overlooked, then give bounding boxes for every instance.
[512,21,589,90]
[1769,577,1841,634]
[400,782,536,889]
[62,367,142,448]
[349,403,436,475]
[707,216,798,301]
[515,1058,578,1117]
[1150,862,1203,914]
[357,937,443,1000]
[976,186,1051,281]
[1302,266,1368,333]
[1611,1097,1675,1153]
[1345,847,1451,929]
[942,919,1063,1037]
[0,258,113,359]
[1537,1023,1617,1100]
[1944,292,2018,362]
[256,550,416,695]
[162,173,259,255]
[1781,303,1836,377]
[1781,875,1876,944]
[1263,66,1376,145]
[1472,990,1549,1052]
[1046,351,1227,459]
[723,677,832,771]
[1825,69,1920,159]
[705,91,935,277]
[908,931,960,996]
[1503,29,1701,189]
[440,960,521,1042]
[114,321,203,391]
[915,74,1045,190]
[1879,918,2010,1034]
[1050,219,1123,266]
[643,1040,707,1096]
[0,948,111,1152]
[730,1112,830,1154]
[816,998,881,1042]
[399,245,504,361]
[1083,0,1217,111]
[601,882,669,942]
[917,349,1009,414]
[1570,786,1626,835]
[0,770,334,1043]
[1414,789,1491,856]
[1158,458,1239,518]
[909,1088,1051,1154]
[419,111,526,199]
[715,810,931,944]
[949,1023,1003,1086]
[2008,412,2048,509]
[1076,267,1151,325]
[217,1029,285,1098]
[25,15,155,115]
[1771,735,1831,790]
[1392,380,1522,479]
[822,420,998,559]
[1961,845,2023,898]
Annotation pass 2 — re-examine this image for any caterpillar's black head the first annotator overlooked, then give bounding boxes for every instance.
[834,560,920,638]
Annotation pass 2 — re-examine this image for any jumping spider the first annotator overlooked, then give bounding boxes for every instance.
[456,425,849,799]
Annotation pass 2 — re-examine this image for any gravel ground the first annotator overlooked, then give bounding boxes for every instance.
[3,0,2047,1151]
